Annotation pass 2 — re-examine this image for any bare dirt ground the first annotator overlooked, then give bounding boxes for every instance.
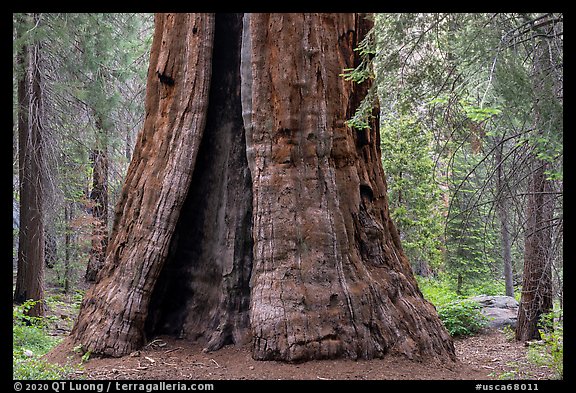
[46,328,555,380]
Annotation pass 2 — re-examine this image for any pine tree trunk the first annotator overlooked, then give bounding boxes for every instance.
[515,27,556,342]
[64,203,73,294]
[85,127,109,283]
[516,159,553,341]
[501,211,514,297]
[14,13,46,318]
[495,143,514,297]
[63,13,455,362]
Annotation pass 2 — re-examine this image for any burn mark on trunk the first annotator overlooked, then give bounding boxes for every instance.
[356,128,370,147]
[360,184,373,202]
[157,71,175,86]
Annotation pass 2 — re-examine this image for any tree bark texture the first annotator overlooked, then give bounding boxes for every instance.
[14,13,46,318]
[515,32,556,342]
[67,13,455,362]
[85,143,109,282]
[144,13,253,351]
[515,158,553,341]
[241,13,453,361]
[69,13,216,356]
[64,203,73,294]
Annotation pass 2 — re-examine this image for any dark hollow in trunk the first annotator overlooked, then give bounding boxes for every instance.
[144,13,253,351]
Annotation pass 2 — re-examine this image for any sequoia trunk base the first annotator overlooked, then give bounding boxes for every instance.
[67,14,216,357]
[241,13,454,361]
[62,13,455,363]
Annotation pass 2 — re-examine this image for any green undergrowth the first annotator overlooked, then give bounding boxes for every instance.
[437,299,488,337]
[526,309,563,379]
[416,275,490,337]
[13,300,80,379]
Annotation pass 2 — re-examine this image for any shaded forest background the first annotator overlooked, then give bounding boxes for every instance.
[13,13,562,379]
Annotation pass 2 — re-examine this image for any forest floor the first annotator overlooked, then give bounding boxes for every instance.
[46,328,555,381]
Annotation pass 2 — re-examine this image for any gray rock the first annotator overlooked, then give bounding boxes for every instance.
[471,295,519,309]
[470,295,519,329]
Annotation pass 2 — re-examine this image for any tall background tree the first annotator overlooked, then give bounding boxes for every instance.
[13,13,152,294]
[14,13,47,317]
[513,13,562,341]
[13,12,153,317]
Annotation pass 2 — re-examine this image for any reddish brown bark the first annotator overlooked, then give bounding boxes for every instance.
[68,14,216,356]
[14,13,46,318]
[241,13,454,361]
[63,13,455,363]
[144,13,252,351]
[85,143,109,283]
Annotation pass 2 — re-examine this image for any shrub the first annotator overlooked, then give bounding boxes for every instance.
[437,299,488,337]
[13,301,58,354]
[13,357,76,380]
[13,300,76,379]
[416,275,463,306]
[527,309,563,379]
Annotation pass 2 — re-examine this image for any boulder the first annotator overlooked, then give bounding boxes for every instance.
[470,295,519,329]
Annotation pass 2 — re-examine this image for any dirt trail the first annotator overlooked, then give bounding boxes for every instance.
[46,329,554,380]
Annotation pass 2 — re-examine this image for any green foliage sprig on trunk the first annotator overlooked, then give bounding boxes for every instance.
[340,25,377,131]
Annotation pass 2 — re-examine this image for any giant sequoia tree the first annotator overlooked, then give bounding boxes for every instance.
[61,13,455,362]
